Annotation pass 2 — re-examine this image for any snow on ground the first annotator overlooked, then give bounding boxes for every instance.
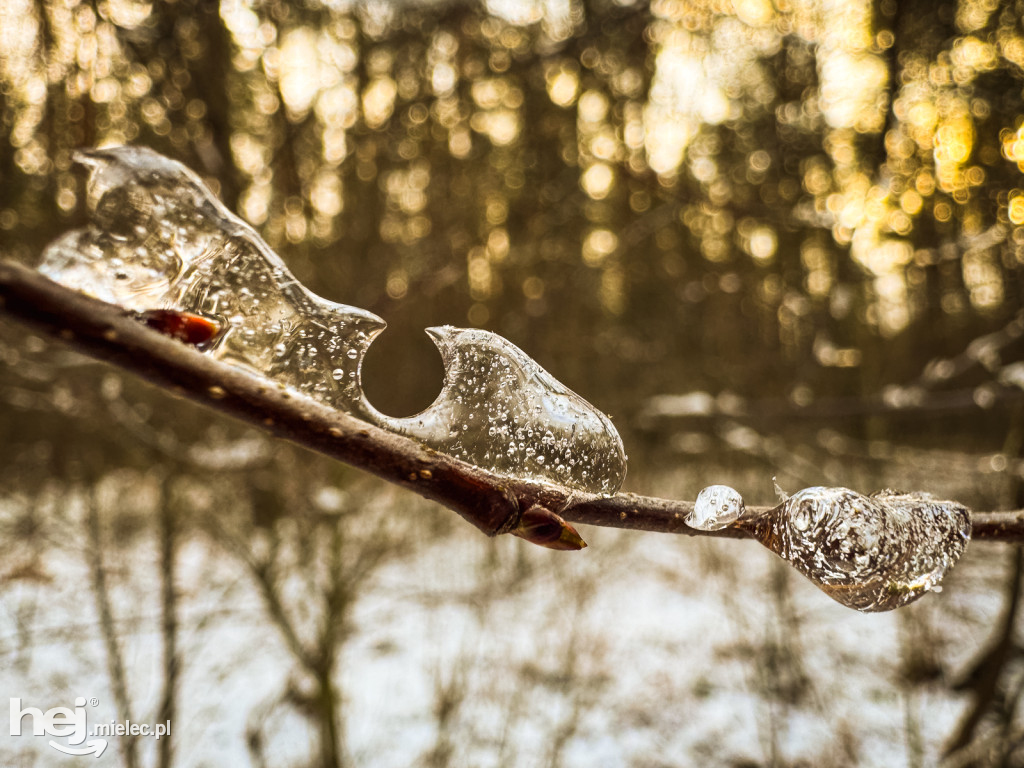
[0,488,1007,767]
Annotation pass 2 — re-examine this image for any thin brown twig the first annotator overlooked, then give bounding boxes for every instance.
[157,476,177,768]
[85,486,138,768]
[1,261,1022,543]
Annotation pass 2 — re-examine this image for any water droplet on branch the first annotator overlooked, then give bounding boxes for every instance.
[747,486,971,612]
[688,484,745,530]
[39,146,626,494]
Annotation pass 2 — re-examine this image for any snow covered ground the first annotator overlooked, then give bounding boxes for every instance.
[0,472,1009,767]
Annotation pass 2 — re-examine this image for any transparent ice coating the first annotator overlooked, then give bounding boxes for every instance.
[688,485,745,531]
[751,487,971,612]
[38,146,627,494]
[40,146,385,409]
[383,327,626,494]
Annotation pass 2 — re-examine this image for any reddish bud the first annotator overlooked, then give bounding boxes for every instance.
[511,505,587,550]
[138,309,221,347]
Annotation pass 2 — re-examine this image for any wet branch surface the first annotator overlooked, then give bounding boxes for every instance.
[1,260,1022,544]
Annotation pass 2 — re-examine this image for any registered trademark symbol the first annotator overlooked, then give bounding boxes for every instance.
[89,698,99,707]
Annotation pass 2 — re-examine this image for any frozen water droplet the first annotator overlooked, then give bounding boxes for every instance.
[752,486,971,612]
[688,485,745,531]
[379,326,626,494]
[39,147,627,495]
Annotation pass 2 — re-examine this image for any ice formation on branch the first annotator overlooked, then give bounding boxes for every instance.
[39,146,626,494]
[684,481,972,611]
[384,326,625,493]
[40,146,384,410]
[749,486,971,612]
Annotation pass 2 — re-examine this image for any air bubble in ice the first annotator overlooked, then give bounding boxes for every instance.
[749,486,971,612]
[38,146,627,495]
[688,485,745,531]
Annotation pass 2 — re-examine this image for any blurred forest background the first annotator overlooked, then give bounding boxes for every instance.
[3,0,1024,765]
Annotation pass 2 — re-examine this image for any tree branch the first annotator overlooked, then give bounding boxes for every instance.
[1,261,1022,543]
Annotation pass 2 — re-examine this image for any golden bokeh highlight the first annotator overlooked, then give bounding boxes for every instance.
[0,0,1021,375]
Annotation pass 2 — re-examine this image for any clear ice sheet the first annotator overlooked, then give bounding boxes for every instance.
[38,146,626,495]
[755,486,972,612]
[688,485,745,531]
